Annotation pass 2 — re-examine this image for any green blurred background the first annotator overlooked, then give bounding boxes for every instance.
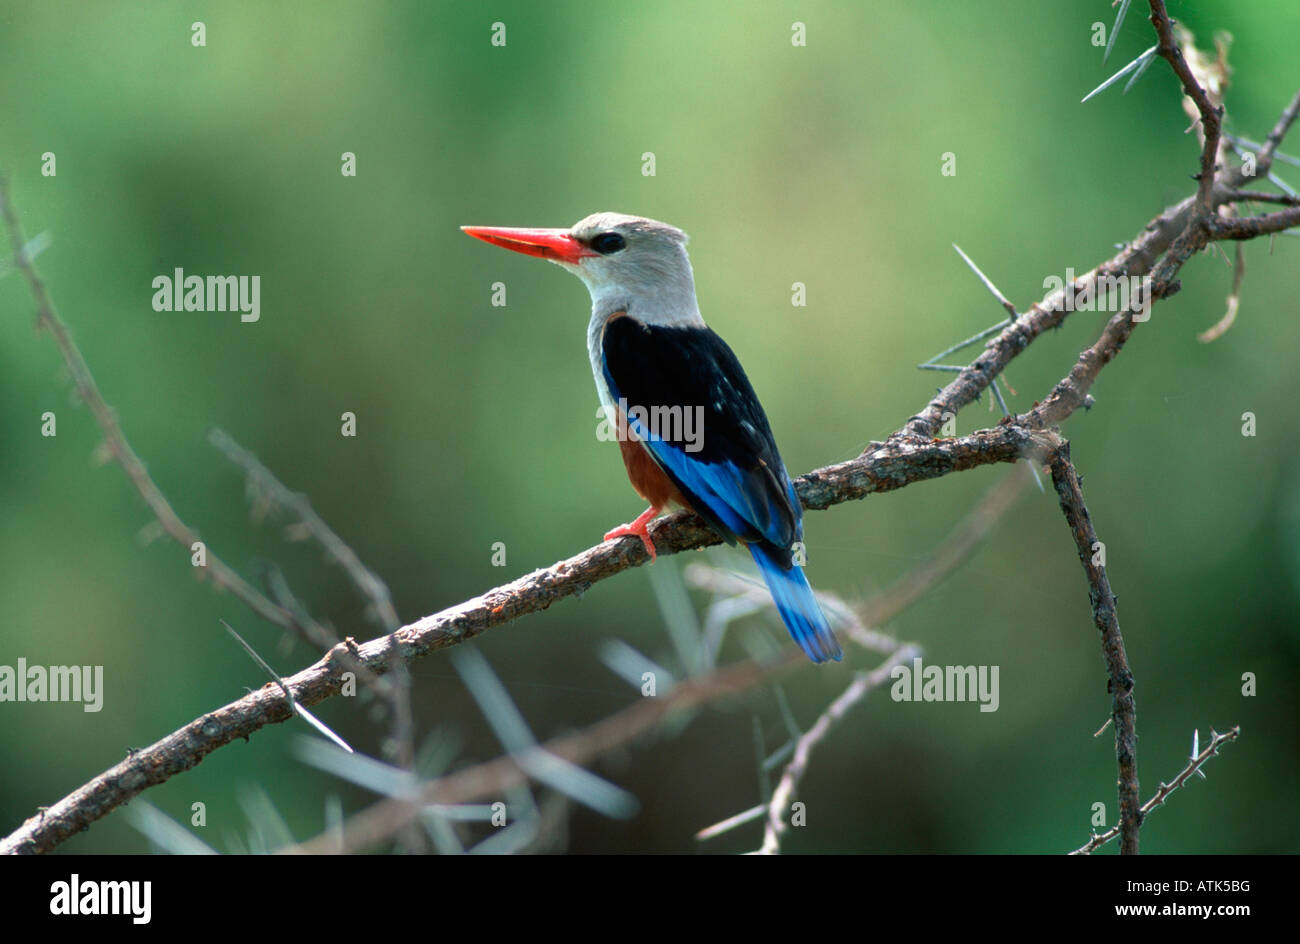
[2,1,1297,854]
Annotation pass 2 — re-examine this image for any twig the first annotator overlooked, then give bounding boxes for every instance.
[1070,727,1240,855]
[208,428,400,633]
[1219,189,1300,206]
[207,427,417,779]
[1254,88,1300,172]
[0,177,323,648]
[1149,2,1223,212]
[1222,135,1300,170]
[1207,206,1300,240]
[1046,440,1140,854]
[758,643,921,854]
[1197,242,1245,343]
[900,187,1202,441]
[1019,301,1144,429]
[695,804,765,841]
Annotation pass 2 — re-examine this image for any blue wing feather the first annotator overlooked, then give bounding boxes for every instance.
[601,316,841,664]
[626,414,779,544]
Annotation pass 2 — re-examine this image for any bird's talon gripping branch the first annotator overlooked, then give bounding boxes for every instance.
[603,506,661,561]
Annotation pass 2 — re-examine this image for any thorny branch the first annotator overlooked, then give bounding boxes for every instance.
[208,428,400,634]
[287,462,1034,852]
[1,178,420,847]
[287,466,1029,854]
[1149,2,1223,212]
[1046,439,1140,855]
[0,180,309,644]
[2,9,1291,853]
[207,427,418,791]
[0,392,1037,855]
[1070,727,1241,856]
[757,643,921,855]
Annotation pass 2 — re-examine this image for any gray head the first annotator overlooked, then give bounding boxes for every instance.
[462,211,704,326]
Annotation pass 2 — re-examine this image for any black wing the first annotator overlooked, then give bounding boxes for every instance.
[601,315,801,555]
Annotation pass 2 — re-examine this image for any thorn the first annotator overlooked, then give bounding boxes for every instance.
[951,244,1018,319]
[1082,44,1158,103]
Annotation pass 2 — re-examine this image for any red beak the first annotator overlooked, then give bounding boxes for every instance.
[460,225,593,265]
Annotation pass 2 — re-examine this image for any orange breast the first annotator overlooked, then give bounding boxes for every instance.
[615,408,693,513]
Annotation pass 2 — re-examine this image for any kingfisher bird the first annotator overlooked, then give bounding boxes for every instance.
[461,212,842,664]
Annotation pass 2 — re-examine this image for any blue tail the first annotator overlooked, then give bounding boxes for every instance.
[749,544,843,664]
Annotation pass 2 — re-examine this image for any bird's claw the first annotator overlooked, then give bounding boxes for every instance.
[604,507,660,561]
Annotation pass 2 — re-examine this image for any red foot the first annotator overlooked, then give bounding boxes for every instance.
[604,506,661,561]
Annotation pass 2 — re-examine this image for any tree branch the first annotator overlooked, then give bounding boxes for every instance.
[758,642,921,854]
[1070,727,1240,855]
[1208,206,1300,239]
[287,467,1029,854]
[1046,439,1140,855]
[0,176,331,651]
[1149,1,1223,212]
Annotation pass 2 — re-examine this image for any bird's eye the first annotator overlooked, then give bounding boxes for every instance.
[590,232,626,254]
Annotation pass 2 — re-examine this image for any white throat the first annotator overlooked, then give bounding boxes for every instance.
[577,262,705,412]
